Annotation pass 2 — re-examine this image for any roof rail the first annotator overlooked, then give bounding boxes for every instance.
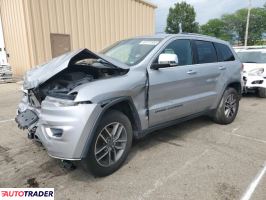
[179,32,218,39]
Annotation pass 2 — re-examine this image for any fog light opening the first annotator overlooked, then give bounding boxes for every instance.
[252,80,263,84]
[50,128,63,137]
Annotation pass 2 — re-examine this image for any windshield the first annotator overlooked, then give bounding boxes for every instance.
[101,38,162,66]
[237,51,266,63]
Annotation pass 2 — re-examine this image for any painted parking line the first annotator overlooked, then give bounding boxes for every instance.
[139,149,209,200]
[232,133,266,144]
[240,161,266,200]
[0,119,14,123]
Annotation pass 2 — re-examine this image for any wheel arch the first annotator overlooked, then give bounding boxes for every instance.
[227,82,242,96]
[81,97,142,158]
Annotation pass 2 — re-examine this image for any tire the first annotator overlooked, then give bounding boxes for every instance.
[213,88,240,125]
[258,88,266,98]
[85,110,133,177]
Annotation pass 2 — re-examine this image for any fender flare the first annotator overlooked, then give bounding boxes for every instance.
[215,81,242,110]
[81,96,142,158]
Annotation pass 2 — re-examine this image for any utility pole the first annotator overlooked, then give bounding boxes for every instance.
[179,23,182,33]
[244,0,252,48]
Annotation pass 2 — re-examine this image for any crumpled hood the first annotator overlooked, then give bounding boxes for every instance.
[23,48,128,89]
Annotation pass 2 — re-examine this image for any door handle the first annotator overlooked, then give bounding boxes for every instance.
[219,66,226,70]
[187,70,197,75]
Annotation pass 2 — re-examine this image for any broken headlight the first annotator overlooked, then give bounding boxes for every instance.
[46,92,78,107]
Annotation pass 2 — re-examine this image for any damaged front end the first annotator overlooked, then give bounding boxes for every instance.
[16,48,129,159]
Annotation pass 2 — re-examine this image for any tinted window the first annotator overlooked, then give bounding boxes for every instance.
[158,39,192,66]
[194,40,217,64]
[214,43,235,62]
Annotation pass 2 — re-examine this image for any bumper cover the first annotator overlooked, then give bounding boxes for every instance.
[36,99,102,160]
[17,96,102,160]
[243,75,266,89]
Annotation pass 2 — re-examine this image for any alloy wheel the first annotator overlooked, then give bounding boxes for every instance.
[94,122,127,167]
[224,94,237,118]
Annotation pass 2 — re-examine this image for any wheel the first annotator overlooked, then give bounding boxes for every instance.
[258,88,266,98]
[85,110,132,177]
[213,88,240,125]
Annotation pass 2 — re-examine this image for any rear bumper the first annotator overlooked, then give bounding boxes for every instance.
[17,96,102,160]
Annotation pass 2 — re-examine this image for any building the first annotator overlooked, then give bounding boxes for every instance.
[0,0,156,76]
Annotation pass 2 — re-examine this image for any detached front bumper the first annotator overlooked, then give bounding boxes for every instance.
[17,96,102,160]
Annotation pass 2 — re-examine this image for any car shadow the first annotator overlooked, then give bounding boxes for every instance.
[242,92,259,98]
[69,116,213,182]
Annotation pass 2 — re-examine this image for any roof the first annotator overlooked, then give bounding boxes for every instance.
[136,33,229,44]
[137,0,157,8]
[233,46,266,53]
[233,46,266,50]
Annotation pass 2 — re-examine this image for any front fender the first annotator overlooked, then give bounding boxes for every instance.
[80,96,142,158]
[72,71,146,103]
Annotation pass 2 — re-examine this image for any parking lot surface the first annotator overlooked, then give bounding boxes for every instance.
[0,83,265,200]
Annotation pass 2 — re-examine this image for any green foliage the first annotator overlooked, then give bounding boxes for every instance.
[200,6,266,45]
[165,1,199,33]
[200,19,232,41]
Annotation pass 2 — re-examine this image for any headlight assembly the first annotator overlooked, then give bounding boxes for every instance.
[248,68,264,76]
[46,93,78,107]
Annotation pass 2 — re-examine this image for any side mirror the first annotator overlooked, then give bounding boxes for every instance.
[151,53,179,70]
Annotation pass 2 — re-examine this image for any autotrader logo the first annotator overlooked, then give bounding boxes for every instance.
[0,188,54,199]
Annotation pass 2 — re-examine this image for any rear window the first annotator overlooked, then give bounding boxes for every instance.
[194,40,217,64]
[214,43,235,62]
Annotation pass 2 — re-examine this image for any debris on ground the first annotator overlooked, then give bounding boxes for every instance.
[26,178,39,188]
[61,160,77,171]
[0,65,12,83]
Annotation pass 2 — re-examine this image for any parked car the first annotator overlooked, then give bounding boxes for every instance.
[16,34,242,176]
[234,46,266,98]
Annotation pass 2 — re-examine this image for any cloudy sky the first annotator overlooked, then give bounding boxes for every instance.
[149,0,266,33]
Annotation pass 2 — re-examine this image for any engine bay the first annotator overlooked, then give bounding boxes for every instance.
[30,61,128,104]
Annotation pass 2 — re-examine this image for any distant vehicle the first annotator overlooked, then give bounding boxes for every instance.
[0,16,12,82]
[234,46,266,98]
[16,34,242,176]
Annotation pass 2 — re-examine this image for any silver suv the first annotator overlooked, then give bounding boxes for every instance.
[16,34,242,176]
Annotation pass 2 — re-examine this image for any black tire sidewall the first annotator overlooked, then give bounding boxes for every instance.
[258,88,266,98]
[86,110,133,177]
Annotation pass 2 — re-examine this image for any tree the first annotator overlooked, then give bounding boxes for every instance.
[222,7,266,45]
[165,1,199,33]
[200,19,232,41]
[201,6,266,45]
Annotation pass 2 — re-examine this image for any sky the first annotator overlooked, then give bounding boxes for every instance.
[149,0,266,33]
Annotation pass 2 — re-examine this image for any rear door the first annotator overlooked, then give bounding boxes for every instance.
[190,40,225,109]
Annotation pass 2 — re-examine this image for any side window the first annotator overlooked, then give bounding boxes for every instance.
[194,40,217,64]
[158,39,192,66]
[214,43,235,62]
